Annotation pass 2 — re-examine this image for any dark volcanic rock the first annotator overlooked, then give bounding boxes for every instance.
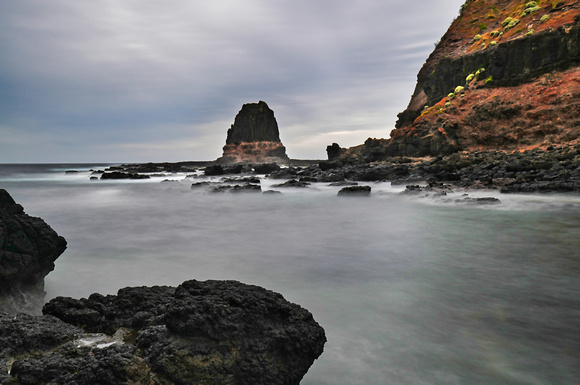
[0,190,67,313]
[204,164,225,176]
[44,286,176,334]
[226,101,282,144]
[272,179,311,188]
[100,171,150,180]
[37,280,326,385]
[326,143,343,160]
[254,162,281,174]
[218,101,290,163]
[337,186,371,196]
[154,280,325,385]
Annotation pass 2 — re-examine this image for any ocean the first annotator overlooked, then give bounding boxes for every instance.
[1,163,579,385]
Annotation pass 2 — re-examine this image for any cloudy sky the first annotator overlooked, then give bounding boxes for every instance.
[1,0,464,163]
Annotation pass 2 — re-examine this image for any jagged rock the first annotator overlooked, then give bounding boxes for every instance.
[326,143,343,160]
[217,101,290,164]
[36,280,326,385]
[272,179,311,188]
[43,286,176,334]
[0,190,67,314]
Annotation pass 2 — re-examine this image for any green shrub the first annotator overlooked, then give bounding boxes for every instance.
[473,34,482,41]
[466,74,475,83]
[501,17,513,27]
[540,15,549,23]
[448,93,456,99]
[454,86,465,94]
[485,76,493,85]
[445,102,451,107]
[525,1,537,7]
[490,40,498,45]
[522,6,541,17]
[505,19,520,31]
[525,29,534,36]
[490,30,501,37]
[478,23,487,32]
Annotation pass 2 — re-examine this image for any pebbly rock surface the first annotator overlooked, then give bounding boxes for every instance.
[5,279,327,385]
[0,190,67,314]
[217,101,290,164]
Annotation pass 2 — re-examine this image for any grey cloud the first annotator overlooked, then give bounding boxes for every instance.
[0,0,465,162]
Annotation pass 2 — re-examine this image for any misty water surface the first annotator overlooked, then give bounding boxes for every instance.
[2,165,579,385]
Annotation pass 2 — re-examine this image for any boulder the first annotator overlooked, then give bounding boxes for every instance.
[0,189,67,314]
[337,186,371,196]
[35,279,326,385]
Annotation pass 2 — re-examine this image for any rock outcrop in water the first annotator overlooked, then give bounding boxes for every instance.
[217,101,290,164]
[0,280,325,385]
[0,189,67,314]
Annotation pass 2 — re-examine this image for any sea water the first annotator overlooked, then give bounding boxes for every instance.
[1,164,579,385]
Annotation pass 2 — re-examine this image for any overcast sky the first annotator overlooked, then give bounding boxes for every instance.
[1,0,464,163]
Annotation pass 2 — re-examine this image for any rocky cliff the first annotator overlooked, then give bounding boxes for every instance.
[217,101,290,164]
[0,190,67,314]
[388,0,580,156]
[343,0,580,158]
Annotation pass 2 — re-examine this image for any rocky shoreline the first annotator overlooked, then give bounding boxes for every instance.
[0,280,325,385]
[98,144,580,196]
[0,190,326,385]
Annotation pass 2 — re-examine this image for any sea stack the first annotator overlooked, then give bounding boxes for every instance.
[217,101,290,163]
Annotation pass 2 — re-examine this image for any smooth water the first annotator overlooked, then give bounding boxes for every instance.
[1,164,579,385]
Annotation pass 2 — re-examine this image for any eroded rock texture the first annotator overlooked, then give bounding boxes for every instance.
[0,189,67,313]
[218,101,290,163]
[0,279,327,385]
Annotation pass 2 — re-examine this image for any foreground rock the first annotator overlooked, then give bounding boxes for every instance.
[0,280,326,385]
[0,190,67,314]
[217,101,290,164]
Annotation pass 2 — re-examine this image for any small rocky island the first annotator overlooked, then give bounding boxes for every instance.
[0,190,326,384]
[217,101,290,164]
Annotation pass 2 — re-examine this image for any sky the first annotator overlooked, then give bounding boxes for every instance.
[0,0,465,163]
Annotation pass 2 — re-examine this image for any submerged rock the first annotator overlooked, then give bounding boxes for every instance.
[0,190,67,314]
[337,186,371,196]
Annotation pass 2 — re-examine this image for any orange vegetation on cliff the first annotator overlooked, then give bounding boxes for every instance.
[384,0,580,157]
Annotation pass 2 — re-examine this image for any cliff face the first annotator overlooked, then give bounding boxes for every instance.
[389,0,580,156]
[217,101,290,163]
